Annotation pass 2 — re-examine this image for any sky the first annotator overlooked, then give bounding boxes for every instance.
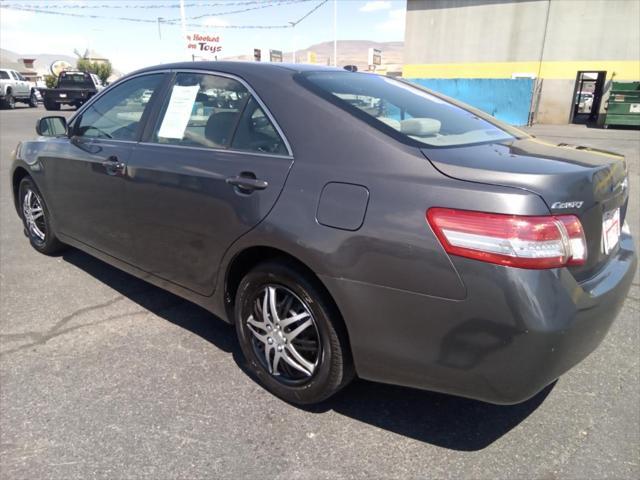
[0,0,406,73]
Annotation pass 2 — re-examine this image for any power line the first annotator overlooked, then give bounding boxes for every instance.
[0,0,329,29]
[164,0,313,23]
[290,0,326,26]
[0,0,271,9]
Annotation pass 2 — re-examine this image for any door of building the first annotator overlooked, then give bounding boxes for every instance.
[571,71,606,124]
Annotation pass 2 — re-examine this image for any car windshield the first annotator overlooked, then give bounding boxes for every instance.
[302,72,521,147]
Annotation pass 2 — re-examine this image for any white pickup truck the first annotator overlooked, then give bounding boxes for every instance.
[0,68,39,109]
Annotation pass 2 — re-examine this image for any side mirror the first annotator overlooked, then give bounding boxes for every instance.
[35,116,67,137]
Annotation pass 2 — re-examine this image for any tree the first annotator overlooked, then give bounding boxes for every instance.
[76,58,112,85]
[43,74,57,88]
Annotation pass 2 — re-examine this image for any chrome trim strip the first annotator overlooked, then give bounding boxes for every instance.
[91,139,138,145]
[137,141,292,160]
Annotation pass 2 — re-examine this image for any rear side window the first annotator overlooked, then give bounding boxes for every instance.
[231,97,288,155]
[153,72,249,149]
[58,72,93,88]
[0,71,9,80]
[152,72,287,155]
[301,72,518,147]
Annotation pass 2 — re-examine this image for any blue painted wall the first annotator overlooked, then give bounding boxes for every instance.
[407,78,534,126]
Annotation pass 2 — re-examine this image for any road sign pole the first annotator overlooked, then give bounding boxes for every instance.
[333,0,337,66]
[180,0,188,60]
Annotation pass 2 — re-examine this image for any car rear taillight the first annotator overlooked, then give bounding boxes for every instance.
[427,208,587,269]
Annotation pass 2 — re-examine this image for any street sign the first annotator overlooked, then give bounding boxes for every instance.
[269,50,283,63]
[368,48,382,68]
[50,60,72,77]
[307,51,317,64]
[186,33,222,55]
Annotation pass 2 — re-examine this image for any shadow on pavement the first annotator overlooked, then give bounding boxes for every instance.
[63,247,553,452]
[309,380,553,451]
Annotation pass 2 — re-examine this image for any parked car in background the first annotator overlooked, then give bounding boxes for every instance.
[11,62,636,406]
[139,89,153,104]
[577,91,594,113]
[0,68,39,109]
[39,70,104,110]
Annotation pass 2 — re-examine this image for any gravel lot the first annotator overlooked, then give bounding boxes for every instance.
[1,105,638,480]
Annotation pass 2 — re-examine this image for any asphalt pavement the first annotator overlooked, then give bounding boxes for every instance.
[1,105,638,479]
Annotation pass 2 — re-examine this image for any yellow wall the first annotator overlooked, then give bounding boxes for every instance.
[403,61,640,80]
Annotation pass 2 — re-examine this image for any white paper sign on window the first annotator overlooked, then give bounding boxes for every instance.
[157,84,200,139]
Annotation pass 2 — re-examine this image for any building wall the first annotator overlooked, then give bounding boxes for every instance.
[403,0,640,124]
[410,78,534,125]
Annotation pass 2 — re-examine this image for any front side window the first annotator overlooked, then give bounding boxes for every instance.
[302,72,521,147]
[10,71,19,80]
[152,72,287,154]
[0,71,9,80]
[75,74,163,141]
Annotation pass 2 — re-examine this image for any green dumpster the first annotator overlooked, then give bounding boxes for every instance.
[604,81,640,128]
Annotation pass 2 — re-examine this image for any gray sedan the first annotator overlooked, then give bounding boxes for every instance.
[10,62,636,405]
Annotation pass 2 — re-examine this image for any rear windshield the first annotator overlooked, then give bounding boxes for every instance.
[0,71,9,80]
[58,73,93,88]
[301,72,521,147]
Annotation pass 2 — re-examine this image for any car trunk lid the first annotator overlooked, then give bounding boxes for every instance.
[421,137,629,281]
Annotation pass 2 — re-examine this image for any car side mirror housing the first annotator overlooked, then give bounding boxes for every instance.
[36,116,67,137]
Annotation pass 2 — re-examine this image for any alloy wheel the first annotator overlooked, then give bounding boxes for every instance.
[22,189,46,244]
[245,285,321,384]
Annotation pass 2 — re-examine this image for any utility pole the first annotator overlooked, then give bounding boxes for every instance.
[157,17,163,40]
[179,0,188,60]
[333,0,337,67]
[289,21,296,63]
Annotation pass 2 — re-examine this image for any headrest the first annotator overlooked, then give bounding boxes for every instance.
[400,118,441,137]
[205,111,237,145]
[378,117,401,130]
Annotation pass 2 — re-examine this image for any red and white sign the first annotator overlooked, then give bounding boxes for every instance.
[186,33,222,55]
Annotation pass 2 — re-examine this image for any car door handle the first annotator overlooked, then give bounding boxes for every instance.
[101,155,126,175]
[226,174,268,192]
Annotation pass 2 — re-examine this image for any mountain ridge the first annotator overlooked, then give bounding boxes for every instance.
[224,40,404,70]
[1,48,77,73]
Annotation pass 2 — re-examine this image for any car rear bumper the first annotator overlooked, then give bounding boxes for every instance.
[320,231,636,404]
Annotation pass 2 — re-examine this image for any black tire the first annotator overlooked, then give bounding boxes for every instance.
[235,261,354,405]
[28,91,38,108]
[18,177,65,255]
[44,100,60,111]
[2,92,15,109]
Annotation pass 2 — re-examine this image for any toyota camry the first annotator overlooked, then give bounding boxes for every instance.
[11,62,636,405]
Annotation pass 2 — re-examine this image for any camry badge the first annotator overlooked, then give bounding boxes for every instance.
[551,201,584,209]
